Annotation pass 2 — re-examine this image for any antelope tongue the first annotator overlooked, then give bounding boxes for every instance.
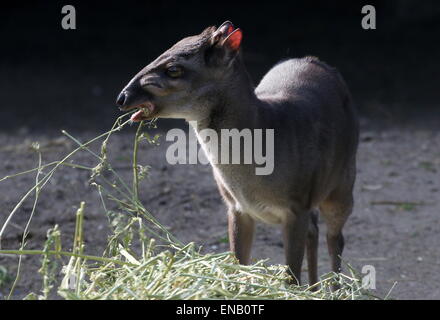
[130,103,155,122]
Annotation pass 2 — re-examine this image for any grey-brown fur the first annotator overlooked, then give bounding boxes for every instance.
[116,22,359,286]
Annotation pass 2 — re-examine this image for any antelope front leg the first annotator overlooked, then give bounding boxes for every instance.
[283,210,309,285]
[228,210,255,265]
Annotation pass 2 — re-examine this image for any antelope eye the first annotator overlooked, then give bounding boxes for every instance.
[166,65,184,78]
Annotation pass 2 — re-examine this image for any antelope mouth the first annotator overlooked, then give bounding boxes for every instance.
[128,102,157,122]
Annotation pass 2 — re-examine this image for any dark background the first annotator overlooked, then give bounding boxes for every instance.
[0,0,439,132]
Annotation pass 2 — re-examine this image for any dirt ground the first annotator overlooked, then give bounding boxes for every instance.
[0,114,439,300]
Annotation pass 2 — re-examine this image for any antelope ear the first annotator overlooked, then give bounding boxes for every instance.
[205,24,242,66]
[211,21,235,44]
[217,21,234,36]
[221,28,242,52]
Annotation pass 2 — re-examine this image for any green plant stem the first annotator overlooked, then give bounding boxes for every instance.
[0,116,131,247]
[133,121,144,203]
[0,162,92,183]
[0,250,136,267]
[8,149,43,299]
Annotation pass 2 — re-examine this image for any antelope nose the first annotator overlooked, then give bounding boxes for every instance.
[116,91,127,106]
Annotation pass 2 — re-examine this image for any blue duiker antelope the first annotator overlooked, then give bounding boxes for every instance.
[116,21,359,286]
